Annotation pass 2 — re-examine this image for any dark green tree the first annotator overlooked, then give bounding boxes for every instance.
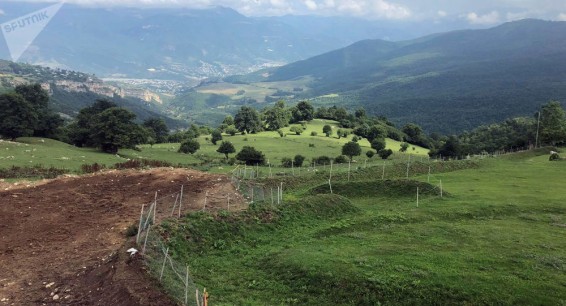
[399,142,409,152]
[371,138,386,152]
[217,141,235,159]
[264,101,290,130]
[92,107,146,153]
[69,99,117,147]
[222,115,235,126]
[179,138,200,154]
[540,101,566,145]
[323,124,332,137]
[235,146,265,165]
[15,84,62,138]
[290,126,304,135]
[143,118,169,143]
[234,106,261,134]
[378,149,393,159]
[0,93,37,140]
[211,130,223,145]
[342,141,362,161]
[294,154,305,167]
[291,101,314,122]
[366,150,375,158]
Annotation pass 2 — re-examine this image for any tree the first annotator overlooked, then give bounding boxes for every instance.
[323,124,332,137]
[217,141,235,159]
[69,99,117,147]
[366,150,375,158]
[0,93,37,140]
[540,101,566,145]
[367,125,387,142]
[179,138,200,154]
[211,130,223,145]
[371,138,386,152]
[378,149,393,159]
[430,136,461,159]
[15,84,62,138]
[399,142,409,152]
[92,107,146,153]
[342,141,362,161]
[355,108,366,119]
[235,146,265,165]
[225,126,238,136]
[290,126,304,135]
[222,115,234,126]
[264,101,290,130]
[291,101,314,122]
[143,118,169,143]
[234,106,261,134]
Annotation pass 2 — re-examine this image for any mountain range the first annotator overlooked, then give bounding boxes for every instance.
[0,3,479,81]
[244,19,566,133]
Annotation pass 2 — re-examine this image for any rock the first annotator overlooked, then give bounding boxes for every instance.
[45,282,55,288]
[53,294,59,300]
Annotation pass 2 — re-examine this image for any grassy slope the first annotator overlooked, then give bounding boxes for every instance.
[0,120,427,174]
[165,152,566,305]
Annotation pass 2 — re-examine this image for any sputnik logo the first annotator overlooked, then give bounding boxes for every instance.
[1,2,64,62]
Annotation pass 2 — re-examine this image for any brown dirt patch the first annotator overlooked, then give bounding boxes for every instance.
[0,168,245,305]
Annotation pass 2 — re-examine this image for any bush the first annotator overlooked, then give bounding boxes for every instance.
[311,131,318,136]
[294,154,305,167]
[281,157,293,167]
[313,155,331,165]
[371,138,386,152]
[352,135,359,142]
[334,155,348,164]
[178,139,200,154]
[290,126,304,135]
[226,126,238,136]
[549,152,561,161]
[277,129,284,137]
[236,146,266,165]
[211,130,222,145]
[399,142,409,152]
[366,150,375,158]
[378,149,393,159]
[309,143,315,147]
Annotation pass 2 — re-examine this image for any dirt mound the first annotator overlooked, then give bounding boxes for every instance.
[0,168,245,305]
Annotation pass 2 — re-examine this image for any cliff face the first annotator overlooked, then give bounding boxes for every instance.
[40,80,162,104]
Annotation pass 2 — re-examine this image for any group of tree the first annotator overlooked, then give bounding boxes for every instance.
[0,84,63,140]
[428,101,566,159]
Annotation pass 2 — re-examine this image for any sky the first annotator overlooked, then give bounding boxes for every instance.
[2,0,566,24]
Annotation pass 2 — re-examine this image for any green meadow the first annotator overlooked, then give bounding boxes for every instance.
[162,150,566,305]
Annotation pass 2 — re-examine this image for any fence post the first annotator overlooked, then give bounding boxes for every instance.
[203,191,208,211]
[227,194,230,210]
[179,185,184,218]
[171,194,179,217]
[271,188,274,206]
[280,182,283,204]
[440,180,443,198]
[153,192,158,223]
[382,162,385,180]
[185,266,190,305]
[195,288,201,306]
[136,204,145,244]
[328,179,333,194]
[142,224,151,254]
[427,166,431,183]
[160,247,169,281]
[348,160,351,181]
[330,160,333,180]
[416,187,419,207]
[406,155,411,179]
[292,160,294,176]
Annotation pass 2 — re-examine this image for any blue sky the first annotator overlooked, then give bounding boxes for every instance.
[2,0,566,23]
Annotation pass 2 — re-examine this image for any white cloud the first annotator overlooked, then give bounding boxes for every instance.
[304,0,317,10]
[466,11,500,25]
[558,13,566,21]
[437,10,447,17]
[371,0,411,19]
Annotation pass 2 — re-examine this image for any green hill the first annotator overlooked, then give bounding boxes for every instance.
[252,19,566,133]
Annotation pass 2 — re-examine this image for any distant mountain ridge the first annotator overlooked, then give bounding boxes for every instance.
[255,19,566,133]
[0,3,479,81]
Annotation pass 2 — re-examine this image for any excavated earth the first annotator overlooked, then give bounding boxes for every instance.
[0,168,245,305]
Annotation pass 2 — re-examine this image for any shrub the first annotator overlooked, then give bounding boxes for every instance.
[211,130,222,145]
[371,138,386,152]
[281,157,293,167]
[399,142,409,152]
[309,143,315,147]
[334,155,348,164]
[290,126,304,135]
[549,152,561,161]
[226,126,238,136]
[342,141,362,160]
[352,135,359,142]
[323,124,332,137]
[366,150,375,158]
[277,129,284,137]
[236,146,266,165]
[313,155,331,165]
[311,131,318,136]
[294,154,305,167]
[178,139,200,154]
[378,149,393,159]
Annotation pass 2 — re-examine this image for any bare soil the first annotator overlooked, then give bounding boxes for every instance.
[0,168,245,305]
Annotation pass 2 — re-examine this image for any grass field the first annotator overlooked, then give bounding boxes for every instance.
[0,120,426,176]
[163,151,566,305]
